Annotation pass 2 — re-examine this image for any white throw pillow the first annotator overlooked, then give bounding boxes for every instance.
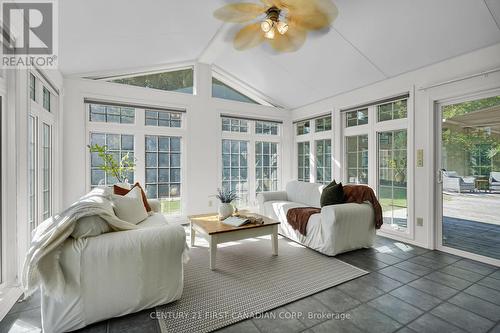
[71,215,111,238]
[112,186,148,224]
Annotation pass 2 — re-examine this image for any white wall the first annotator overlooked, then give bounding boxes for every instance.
[292,43,500,249]
[62,63,293,214]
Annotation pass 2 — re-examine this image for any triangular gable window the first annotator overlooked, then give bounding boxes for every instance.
[212,78,260,105]
[108,68,193,94]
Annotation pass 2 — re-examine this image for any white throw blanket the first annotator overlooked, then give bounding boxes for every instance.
[22,188,139,299]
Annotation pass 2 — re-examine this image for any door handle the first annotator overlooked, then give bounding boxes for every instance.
[437,170,443,184]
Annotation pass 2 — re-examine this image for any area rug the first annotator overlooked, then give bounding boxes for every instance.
[156,236,368,333]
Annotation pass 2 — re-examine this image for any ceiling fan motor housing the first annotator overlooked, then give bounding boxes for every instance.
[266,7,281,22]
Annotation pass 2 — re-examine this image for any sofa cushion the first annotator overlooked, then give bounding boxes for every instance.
[285,181,324,207]
[138,212,169,228]
[320,182,345,207]
[263,200,308,222]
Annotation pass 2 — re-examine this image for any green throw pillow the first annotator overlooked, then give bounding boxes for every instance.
[320,182,345,207]
[323,180,337,189]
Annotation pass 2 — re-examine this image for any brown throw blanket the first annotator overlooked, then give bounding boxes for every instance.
[286,207,320,236]
[286,185,383,236]
[343,185,383,229]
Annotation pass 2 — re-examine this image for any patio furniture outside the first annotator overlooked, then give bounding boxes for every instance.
[443,171,476,193]
[490,171,500,191]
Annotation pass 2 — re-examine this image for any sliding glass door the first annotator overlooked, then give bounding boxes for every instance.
[438,94,500,262]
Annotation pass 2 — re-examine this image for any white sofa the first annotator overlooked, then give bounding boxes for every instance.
[41,201,186,333]
[257,181,375,256]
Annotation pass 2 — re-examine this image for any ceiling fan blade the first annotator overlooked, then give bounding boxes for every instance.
[214,3,268,23]
[288,0,338,30]
[234,23,266,50]
[268,23,307,52]
[260,0,285,7]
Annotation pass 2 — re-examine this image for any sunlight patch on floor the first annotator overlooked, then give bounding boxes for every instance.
[375,245,393,253]
[394,242,413,252]
[218,241,242,248]
[287,242,305,248]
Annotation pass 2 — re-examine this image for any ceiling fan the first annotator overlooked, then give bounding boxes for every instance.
[214,0,338,52]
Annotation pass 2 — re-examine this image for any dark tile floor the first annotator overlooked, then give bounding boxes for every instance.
[2,236,500,333]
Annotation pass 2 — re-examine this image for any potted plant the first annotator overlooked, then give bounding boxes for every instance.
[215,188,238,220]
[88,144,136,187]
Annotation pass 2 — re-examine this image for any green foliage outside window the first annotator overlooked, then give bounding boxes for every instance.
[88,144,136,183]
[110,69,194,94]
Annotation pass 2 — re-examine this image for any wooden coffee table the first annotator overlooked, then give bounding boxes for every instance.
[189,212,280,270]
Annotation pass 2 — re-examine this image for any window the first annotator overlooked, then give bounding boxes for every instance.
[212,78,259,104]
[90,133,134,186]
[43,87,50,111]
[145,110,181,128]
[30,73,36,101]
[109,68,194,94]
[145,135,181,215]
[378,100,407,122]
[87,103,185,214]
[297,142,310,182]
[343,95,410,233]
[346,135,368,184]
[297,120,310,135]
[42,124,52,220]
[89,104,135,124]
[222,117,248,133]
[222,140,248,205]
[255,121,278,135]
[316,139,332,184]
[378,130,407,229]
[220,117,281,206]
[256,142,278,192]
[295,115,333,183]
[346,109,368,127]
[28,73,59,237]
[28,116,36,233]
[315,116,332,132]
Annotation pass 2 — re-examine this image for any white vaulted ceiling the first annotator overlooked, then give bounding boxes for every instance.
[60,0,500,108]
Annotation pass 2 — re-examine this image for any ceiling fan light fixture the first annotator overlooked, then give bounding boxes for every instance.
[261,18,274,33]
[276,21,289,35]
[264,28,275,39]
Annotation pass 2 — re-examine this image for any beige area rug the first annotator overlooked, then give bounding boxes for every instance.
[156,233,368,333]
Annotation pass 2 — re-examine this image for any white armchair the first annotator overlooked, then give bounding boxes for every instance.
[443,171,476,193]
[40,199,186,333]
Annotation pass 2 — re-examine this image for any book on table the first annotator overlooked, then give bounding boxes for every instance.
[222,215,264,227]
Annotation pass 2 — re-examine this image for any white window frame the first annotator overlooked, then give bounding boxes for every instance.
[218,116,282,208]
[85,102,187,216]
[342,96,414,239]
[294,113,334,184]
[28,71,58,237]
